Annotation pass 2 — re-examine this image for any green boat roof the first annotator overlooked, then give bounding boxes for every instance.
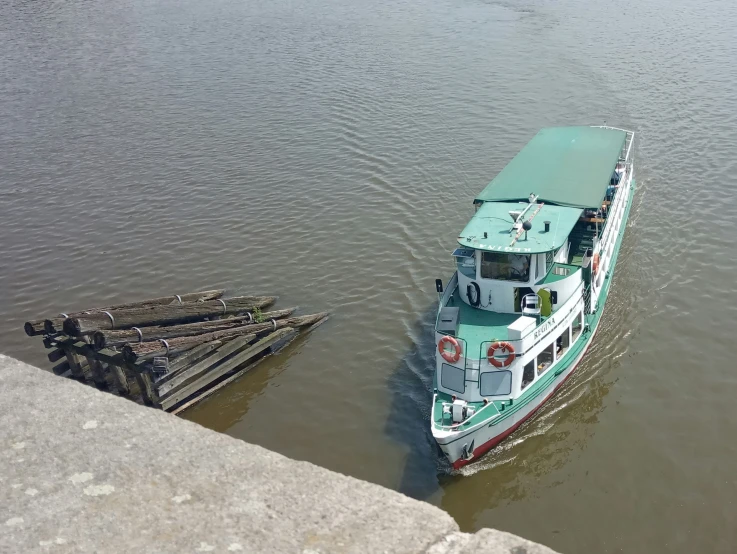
[475,126,626,209]
[458,202,582,254]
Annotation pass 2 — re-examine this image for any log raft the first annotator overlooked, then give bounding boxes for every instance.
[23,289,328,414]
[63,295,277,337]
[92,307,297,350]
[24,289,225,336]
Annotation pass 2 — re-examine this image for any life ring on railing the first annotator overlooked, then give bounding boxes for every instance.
[438,336,462,363]
[592,253,600,275]
[487,341,515,368]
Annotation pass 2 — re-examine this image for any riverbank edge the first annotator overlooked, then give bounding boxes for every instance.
[0,354,558,553]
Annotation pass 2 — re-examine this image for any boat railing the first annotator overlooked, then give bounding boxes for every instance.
[435,272,459,331]
[591,125,635,162]
[473,283,585,362]
[583,284,593,314]
[432,392,502,432]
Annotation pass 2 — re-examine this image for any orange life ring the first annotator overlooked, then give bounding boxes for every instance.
[487,341,516,368]
[592,253,600,274]
[438,336,462,363]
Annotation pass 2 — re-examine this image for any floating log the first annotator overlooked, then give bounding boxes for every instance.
[121,311,327,363]
[160,328,294,411]
[92,307,297,350]
[123,330,257,363]
[64,295,276,337]
[24,289,224,336]
[45,289,225,334]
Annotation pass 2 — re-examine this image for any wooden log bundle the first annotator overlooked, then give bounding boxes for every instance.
[121,312,327,362]
[22,288,328,414]
[92,308,297,349]
[63,295,277,337]
[24,289,224,336]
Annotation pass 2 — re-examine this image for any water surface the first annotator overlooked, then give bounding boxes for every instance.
[2,0,737,551]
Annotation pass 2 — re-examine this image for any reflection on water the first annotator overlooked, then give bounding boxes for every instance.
[2,0,737,551]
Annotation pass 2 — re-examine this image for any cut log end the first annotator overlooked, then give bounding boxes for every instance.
[63,318,84,337]
[44,317,64,335]
[24,321,42,336]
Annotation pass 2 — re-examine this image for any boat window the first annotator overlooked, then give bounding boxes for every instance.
[521,360,535,390]
[480,252,530,282]
[480,370,512,396]
[545,251,554,271]
[572,312,583,342]
[441,363,465,394]
[537,343,555,375]
[556,328,570,359]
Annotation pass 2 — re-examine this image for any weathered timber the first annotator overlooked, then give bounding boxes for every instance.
[166,341,223,373]
[92,307,297,350]
[160,328,293,411]
[81,345,109,390]
[43,289,225,334]
[64,295,276,337]
[137,370,159,407]
[47,348,66,363]
[42,334,64,349]
[23,289,225,336]
[156,336,257,398]
[151,341,225,388]
[51,360,71,376]
[170,357,269,416]
[122,325,266,363]
[119,364,144,402]
[62,343,89,381]
[107,363,130,395]
[305,315,330,333]
[61,341,145,401]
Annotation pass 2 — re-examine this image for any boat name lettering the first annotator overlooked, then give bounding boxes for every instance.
[477,244,532,253]
[534,316,556,340]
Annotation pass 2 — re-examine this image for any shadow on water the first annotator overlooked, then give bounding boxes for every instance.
[437,366,615,529]
[383,297,627,522]
[383,303,451,501]
[182,329,319,432]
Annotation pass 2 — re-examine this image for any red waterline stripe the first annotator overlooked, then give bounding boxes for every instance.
[452,325,601,470]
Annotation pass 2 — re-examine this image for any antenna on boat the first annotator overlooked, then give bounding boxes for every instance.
[509,193,538,231]
[510,202,544,247]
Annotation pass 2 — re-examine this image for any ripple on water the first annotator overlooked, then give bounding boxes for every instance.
[2,0,737,551]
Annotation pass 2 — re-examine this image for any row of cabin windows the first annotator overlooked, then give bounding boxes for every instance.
[440,311,585,397]
[521,311,583,390]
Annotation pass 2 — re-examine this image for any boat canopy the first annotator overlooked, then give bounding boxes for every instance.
[458,202,582,254]
[475,126,627,209]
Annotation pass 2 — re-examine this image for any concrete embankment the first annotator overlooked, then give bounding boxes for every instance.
[0,354,559,553]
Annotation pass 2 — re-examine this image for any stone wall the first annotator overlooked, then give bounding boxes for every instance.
[0,354,559,553]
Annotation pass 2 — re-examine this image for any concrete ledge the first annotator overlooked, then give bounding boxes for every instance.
[0,354,559,553]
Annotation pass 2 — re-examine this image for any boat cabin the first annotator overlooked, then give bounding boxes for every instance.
[434,126,633,410]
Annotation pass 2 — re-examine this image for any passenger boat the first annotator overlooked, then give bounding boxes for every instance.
[432,126,635,469]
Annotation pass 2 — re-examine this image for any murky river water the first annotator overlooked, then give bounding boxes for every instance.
[2,0,737,551]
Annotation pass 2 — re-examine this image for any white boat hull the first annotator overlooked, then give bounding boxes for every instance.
[434,327,595,470]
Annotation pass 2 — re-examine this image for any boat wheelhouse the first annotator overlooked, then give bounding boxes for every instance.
[432,126,635,469]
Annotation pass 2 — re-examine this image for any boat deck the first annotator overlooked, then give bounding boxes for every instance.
[444,288,518,359]
[537,263,580,285]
